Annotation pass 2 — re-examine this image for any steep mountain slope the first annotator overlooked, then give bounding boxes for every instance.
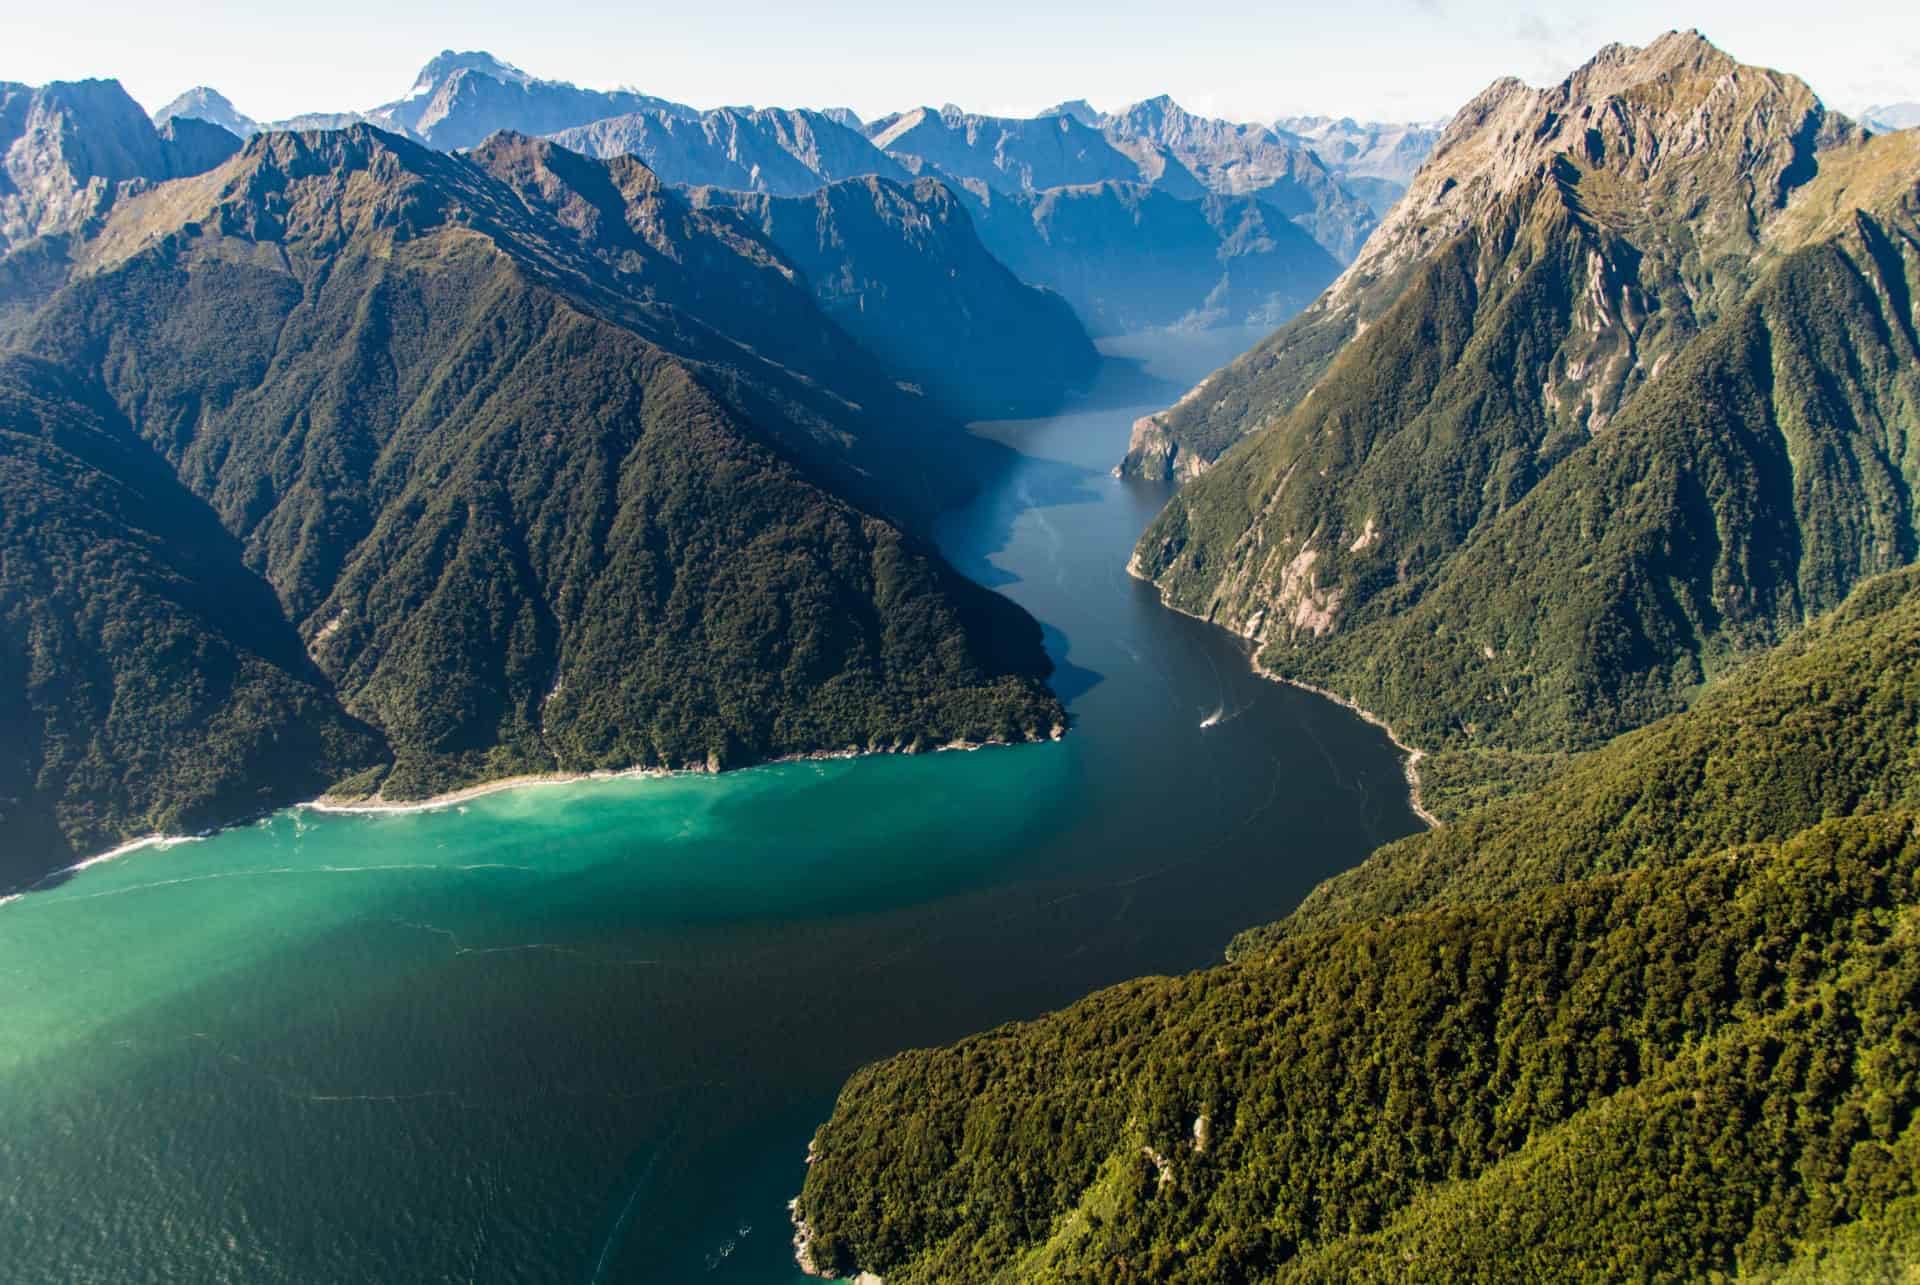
[0,354,383,881]
[691,176,1099,418]
[0,126,1064,879]
[1,78,242,255]
[1122,31,1862,480]
[365,50,695,150]
[551,106,907,194]
[792,564,1920,1284]
[1127,35,1920,811]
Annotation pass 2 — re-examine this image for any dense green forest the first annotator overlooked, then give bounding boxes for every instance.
[0,126,1067,881]
[795,564,1920,1283]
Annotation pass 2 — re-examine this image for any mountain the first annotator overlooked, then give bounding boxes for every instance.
[0,125,1066,885]
[1122,35,1920,823]
[153,85,259,137]
[1104,95,1377,259]
[868,98,1375,264]
[691,176,1100,419]
[959,180,1342,335]
[550,106,908,195]
[1125,31,1863,478]
[792,561,1920,1283]
[1862,101,1920,132]
[545,95,1343,336]
[1274,113,1444,214]
[363,50,696,150]
[868,104,1155,195]
[1,78,242,257]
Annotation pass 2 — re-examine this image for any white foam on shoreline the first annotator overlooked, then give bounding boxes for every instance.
[1,833,205,904]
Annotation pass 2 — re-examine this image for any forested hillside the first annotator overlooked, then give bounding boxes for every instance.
[0,126,1066,882]
[794,35,1920,1281]
[794,564,1920,1284]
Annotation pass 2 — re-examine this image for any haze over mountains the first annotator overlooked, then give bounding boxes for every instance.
[1863,101,1920,132]
[144,50,1437,333]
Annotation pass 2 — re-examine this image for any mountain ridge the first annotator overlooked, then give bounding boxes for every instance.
[0,123,1067,882]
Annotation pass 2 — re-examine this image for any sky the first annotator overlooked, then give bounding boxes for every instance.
[5,0,1918,126]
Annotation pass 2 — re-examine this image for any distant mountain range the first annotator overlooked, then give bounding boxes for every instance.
[1272,114,1445,214]
[1,79,240,257]
[148,51,1441,334]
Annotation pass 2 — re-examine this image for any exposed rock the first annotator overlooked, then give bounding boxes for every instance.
[1,78,240,255]
[552,106,905,195]
[362,49,696,150]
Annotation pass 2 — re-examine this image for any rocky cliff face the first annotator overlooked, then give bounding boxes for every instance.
[1,78,241,255]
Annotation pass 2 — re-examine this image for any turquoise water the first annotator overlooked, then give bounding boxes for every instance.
[0,330,1421,1282]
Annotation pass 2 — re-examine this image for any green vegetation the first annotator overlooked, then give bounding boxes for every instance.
[0,354,382,880]
[1136,104,1920,801]
[796,565,1920,1283]
[0,126,1065,880]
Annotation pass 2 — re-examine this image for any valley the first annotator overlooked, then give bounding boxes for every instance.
[5,22,1920,1283]
[0,334,1421,1282]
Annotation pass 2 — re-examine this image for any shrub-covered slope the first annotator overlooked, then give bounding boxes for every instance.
[794,566,1920,1284]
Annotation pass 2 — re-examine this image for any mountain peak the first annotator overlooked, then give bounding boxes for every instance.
[407,50,532,97]
[154,85,258,137]
[1354,27,1851,295]
[1039,99,1102,126]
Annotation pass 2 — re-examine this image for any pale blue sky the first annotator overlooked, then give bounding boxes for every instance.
[7,0,1918,126]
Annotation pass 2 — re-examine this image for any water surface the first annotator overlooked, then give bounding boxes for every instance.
[0,329,1421,1282]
